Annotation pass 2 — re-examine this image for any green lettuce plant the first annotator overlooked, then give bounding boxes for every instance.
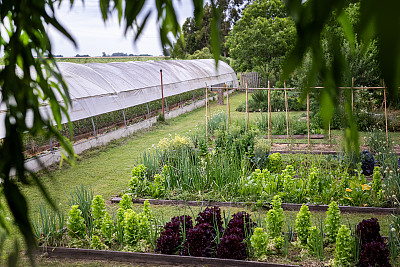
[268,152,283,173]
[101,212,114,246]
[266,195,284,239]
[67,205,86,239]
[250,227,269,258]
[295,204,311,245]
[90,235,106,250]
[334,225,353,267]
[119,194,133,210]
[123,209,140,246]
[91,195,106,229]
[324,201,341,243]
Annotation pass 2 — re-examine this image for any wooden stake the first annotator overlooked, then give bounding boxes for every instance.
[226,84,231,126]
[160,70,165,118]
[351,77,354,112]
[268,81,271,141]
[205,84,208,141]
[246,82,249,132]
[384,81,389,144]
[284,82,289,137]
[307,92,310,146]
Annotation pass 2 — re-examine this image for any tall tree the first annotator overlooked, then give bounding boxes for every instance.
[226,0,296,82]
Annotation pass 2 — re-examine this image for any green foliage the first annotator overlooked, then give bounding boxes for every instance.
[91,195,106,229]
[67,205,86,239]
[90,235,106,250]
[31,204,64,247]
[123,209,140,246]
[119,194,133,211]
[307,226,324,259]
[273,236,284,251]
[324,201,341,244]
[268,153,283,173]
[372,166,382,193]
[266,195,284,239]
[227,0,296,78]
[306,167,320,198]
[334,225,353,267]
[252,137,270,169]
[101,212,114,246]
[131,164,147,178]
[250,227,269,258]
[67,185,94,237]
[295,204,312,245]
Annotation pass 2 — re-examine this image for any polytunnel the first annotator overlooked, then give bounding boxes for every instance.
[0,59,239,139]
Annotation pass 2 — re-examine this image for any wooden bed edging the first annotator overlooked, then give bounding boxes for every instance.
[111,198,397,214]
[36,246,298,267]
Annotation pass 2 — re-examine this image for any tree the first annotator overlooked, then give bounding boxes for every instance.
[226,0,296,83]
[171,0,251,58]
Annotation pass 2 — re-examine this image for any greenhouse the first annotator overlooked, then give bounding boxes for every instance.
[0,59,238,139]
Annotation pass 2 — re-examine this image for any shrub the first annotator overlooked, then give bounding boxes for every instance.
[266,195,284,239]
[251,227,268,258]
[324,201,341,243]
[295,204,311,245]
[268,153,283,173]
[334,225,353,267]
[67,205,86,239]
[91,195,106,229]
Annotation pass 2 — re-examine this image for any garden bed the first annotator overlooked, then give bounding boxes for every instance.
[110,198,397,214]
[36,246,298,267]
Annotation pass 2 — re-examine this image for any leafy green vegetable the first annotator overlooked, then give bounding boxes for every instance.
[295,204,311,245]
[91,195,106,229]
[266,195,284,239]
[250,227,268,258]
[119,194,133,211]
[67,205,86,239]
[324,201,341,244]
[334,225,353,267]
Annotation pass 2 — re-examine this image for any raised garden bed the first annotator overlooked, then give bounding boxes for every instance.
[110,198,397,214]
[36,247,298,267]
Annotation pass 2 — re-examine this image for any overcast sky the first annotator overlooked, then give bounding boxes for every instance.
[48,0,195,57]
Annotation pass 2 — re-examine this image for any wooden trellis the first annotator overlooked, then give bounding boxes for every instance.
[209,81,389,146]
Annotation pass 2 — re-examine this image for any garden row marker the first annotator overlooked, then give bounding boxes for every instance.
[351,77,354,112]
[146,103,150,119]
[268,80,271,141]
[226,84,231,130]
[307,92,310,146]
[160,69,165,118]
[91,117,97,137]
[284,82,290,137]
[384,80,388,144]
[245,82,249,132]
[205,83,208,141]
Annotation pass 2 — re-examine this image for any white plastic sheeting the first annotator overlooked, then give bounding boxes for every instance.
[0,59,238,139]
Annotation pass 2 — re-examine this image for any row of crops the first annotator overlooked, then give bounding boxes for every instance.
[31,109,400,266]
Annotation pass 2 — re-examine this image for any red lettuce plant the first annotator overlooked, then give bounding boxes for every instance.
[155,215,193,254]
[216,211,256,260]
[195,206,224,235]
[356,218,391,267]
[182,223,216,257]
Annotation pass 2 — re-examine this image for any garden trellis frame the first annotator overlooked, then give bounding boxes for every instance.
[210,81,389,147]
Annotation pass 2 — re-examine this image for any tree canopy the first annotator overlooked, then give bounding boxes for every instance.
[226,0,296,83]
